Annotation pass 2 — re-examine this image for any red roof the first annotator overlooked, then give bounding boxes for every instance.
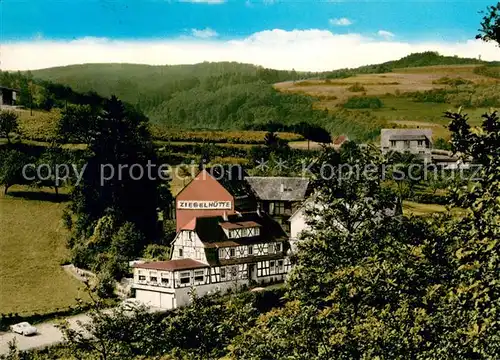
[133,259,208,271]
[181,218,197,230]
[333,135,348,146]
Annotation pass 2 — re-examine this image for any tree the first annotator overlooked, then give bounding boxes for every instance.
[57,104,99,143]
[67,96,168,275]
[59,290,161,360]
[36,142,69,199]
[110,222,145,260]
[0,149,31,194]
[476,2,500,44]
[0,110,19,144]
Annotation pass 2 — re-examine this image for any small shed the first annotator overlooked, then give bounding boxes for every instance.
[0,86,20,106]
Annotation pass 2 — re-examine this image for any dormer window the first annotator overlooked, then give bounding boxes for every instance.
[222,223,261,239]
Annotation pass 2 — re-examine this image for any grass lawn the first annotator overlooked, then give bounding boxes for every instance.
[0,186,88,316]
[403,200,465,217]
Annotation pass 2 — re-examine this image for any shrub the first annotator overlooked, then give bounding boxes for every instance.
[151,125,303,144]
[143,244,171,261]
[347,83,366,92]
[407,89,449,103]
[343,96,383,109]
[432,76,472,86]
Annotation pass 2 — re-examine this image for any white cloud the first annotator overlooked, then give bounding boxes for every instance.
[377,30,395,39]
[2,29,500,72]
[179,0,226,4]
[329,18,352,26]
[191,28,218,39]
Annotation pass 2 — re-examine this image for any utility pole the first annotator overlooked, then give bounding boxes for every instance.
[29,81,33,116]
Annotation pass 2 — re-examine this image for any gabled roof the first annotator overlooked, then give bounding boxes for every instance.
[389,134,429,141]
[193,211,288,245]
[381,128,433,144]
[0,85,20,92]
[133,259,208,271]
[181,218,197,230]
[245,177,311,202]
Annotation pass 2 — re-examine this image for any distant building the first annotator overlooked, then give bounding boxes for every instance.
[333,135,349,149]
[132,211,291,309]
[0,86,19,107]
[380,128,433,160]
[246,177,311,234]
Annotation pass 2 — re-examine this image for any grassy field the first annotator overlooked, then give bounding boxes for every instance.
[0,186,88,316]
[402,200,465,217]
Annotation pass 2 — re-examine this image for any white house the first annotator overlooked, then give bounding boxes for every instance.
[289,195,401,252]
[381,128,433,161]
[132,211,292,309]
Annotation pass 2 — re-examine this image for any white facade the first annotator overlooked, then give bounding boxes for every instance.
[132,228,291,310]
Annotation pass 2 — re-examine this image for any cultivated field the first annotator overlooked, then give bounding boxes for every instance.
[275,64,499,140]
[0,186,88,315]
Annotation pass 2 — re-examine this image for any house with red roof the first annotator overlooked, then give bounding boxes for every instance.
[132,210,291,309]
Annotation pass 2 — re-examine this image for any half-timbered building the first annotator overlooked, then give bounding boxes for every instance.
[132,211,291,309]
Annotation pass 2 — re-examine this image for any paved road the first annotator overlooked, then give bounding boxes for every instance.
[0,313,90,355]
[0,306,164,355]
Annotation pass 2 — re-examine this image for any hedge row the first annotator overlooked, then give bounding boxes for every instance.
[151,125,304,144]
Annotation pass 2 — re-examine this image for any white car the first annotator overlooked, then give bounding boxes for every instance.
[120,298,144,311]
[10,322,37,336]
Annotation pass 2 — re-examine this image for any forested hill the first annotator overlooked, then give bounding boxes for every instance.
[29,62,312,106]
[24,52,500,141]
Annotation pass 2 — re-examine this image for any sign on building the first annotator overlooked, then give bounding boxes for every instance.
[177,200,232,210]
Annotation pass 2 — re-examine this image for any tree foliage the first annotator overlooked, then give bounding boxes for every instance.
[0,111,19,144]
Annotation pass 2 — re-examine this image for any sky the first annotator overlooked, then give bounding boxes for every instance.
[1,0,499,71]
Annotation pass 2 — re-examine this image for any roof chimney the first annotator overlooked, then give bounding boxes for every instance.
[280,183,284,192]
[222,211,228,221]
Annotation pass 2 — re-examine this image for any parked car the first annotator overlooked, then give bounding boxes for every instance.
[10,322,37,336]
[120,298,144,311]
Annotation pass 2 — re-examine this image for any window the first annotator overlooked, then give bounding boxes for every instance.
[268,244,274,253]
[270,260,275,268]
[194,270,204,282]
[230,248,236,257]
[138,275,146,281]
[404,140,410,149]
[178,248,183,257]
[248,246,253,255]
[275,243,282,252]
[150,276,157,283]
[161,278,169,285]
[278,260,284,271]
[390,140,396,147]
[220,268,226,278]
[230,266,238,277]
[418,140,423,146]
[274,202,285,215]
[180,271,190,284]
